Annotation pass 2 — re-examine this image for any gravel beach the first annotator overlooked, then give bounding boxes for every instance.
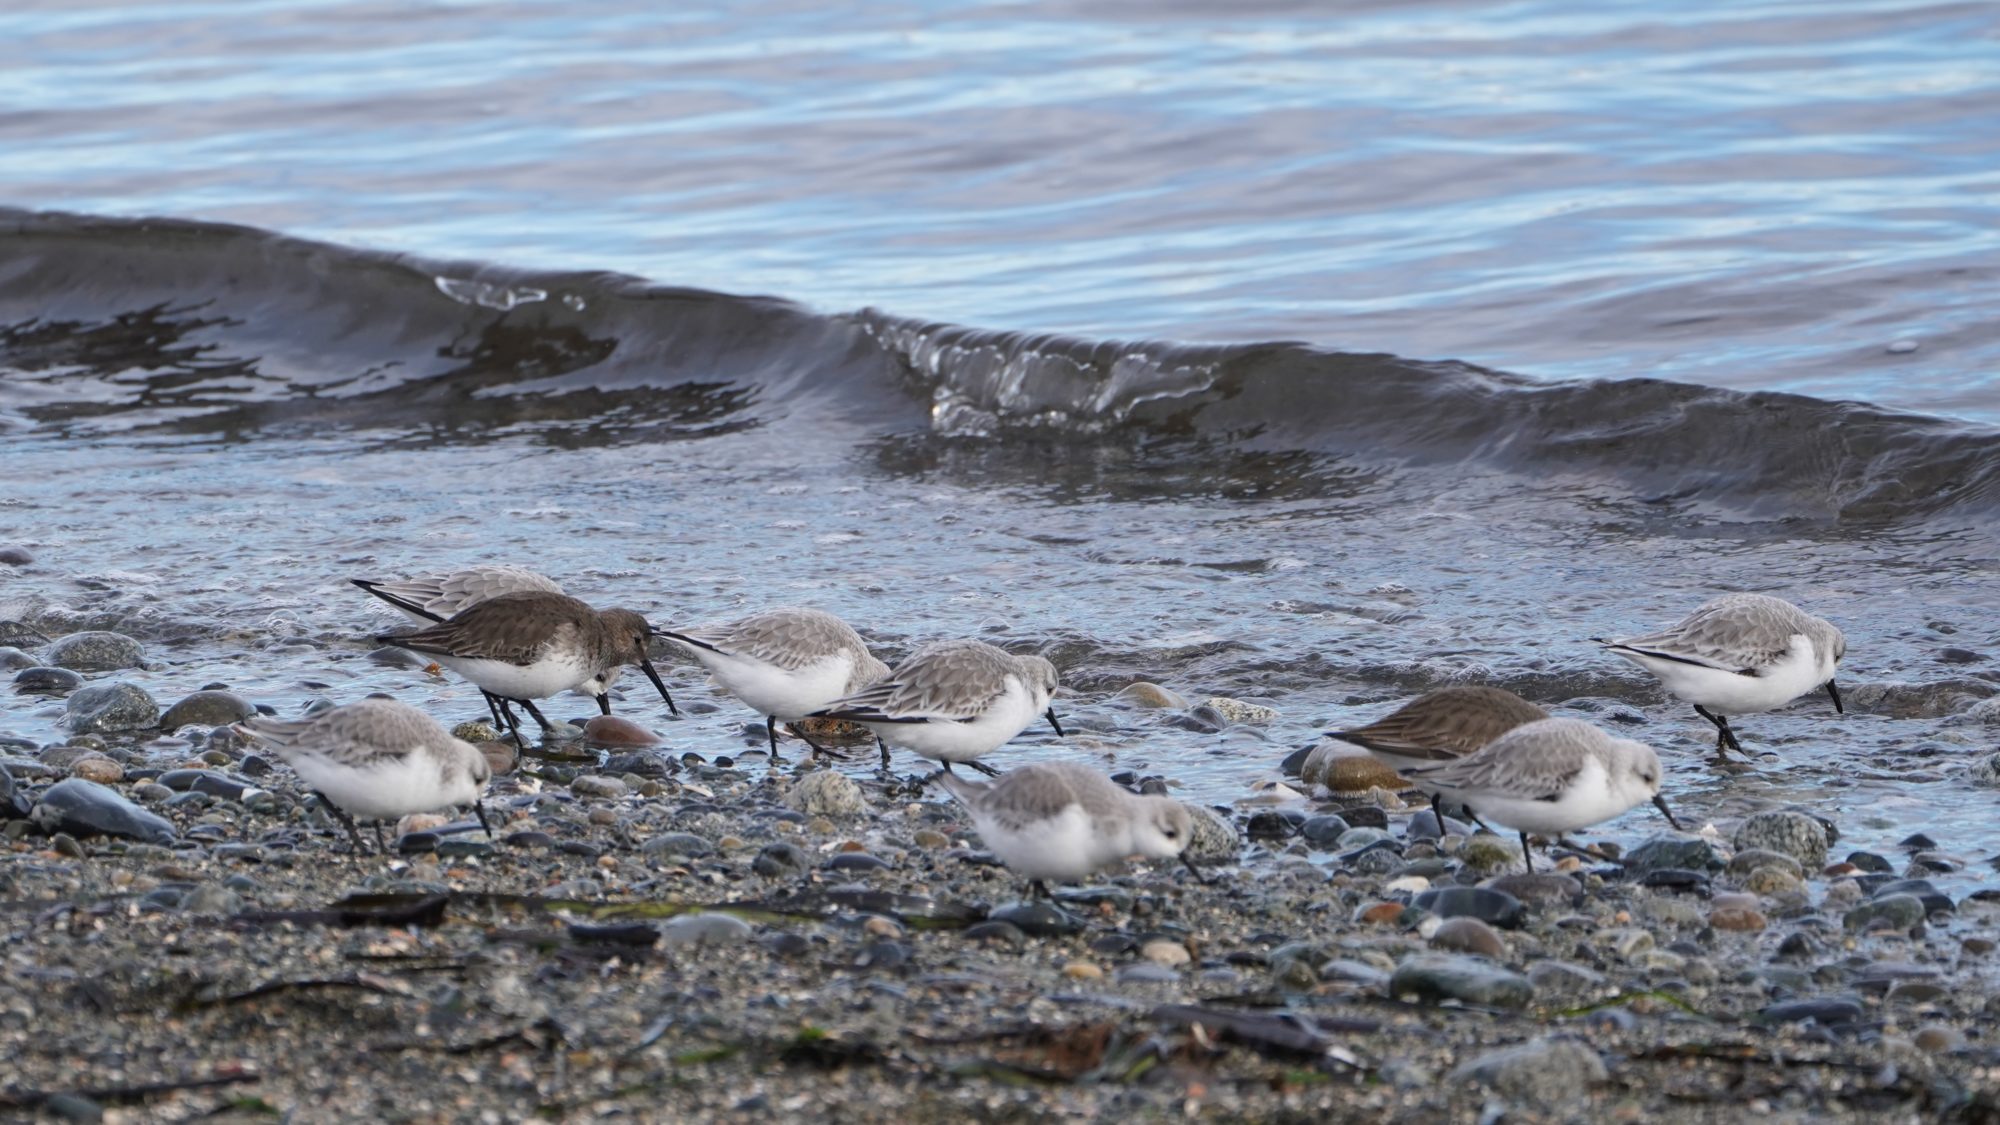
[3,631,1998,1122]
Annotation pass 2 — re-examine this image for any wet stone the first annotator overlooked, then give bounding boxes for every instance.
[437,838,493,858]
[1413,886,1525,929]
[30,779,176,844]
[0,647,34,671]
[825,852,889,872]
[158,690,254,729]
[13,666,82,696]
[571,775,627,799]
[1734,810,1830,867]
[1451,1037,1607,1107]
[986,901,1086,937]
[179,883,242,916]
[1624,834,1723,874]
[1756,997,1865,1028]
[1727,848,1804,878]
[64,682,159,734]
[659,912,753,946]
[583,715,659,746]
[762,932,811,959]
[46,631,145,673]
[642,832,714,860]
[1458,834,1522,873]
[1112,682,1187,709]
[503,830,556,849]
[1182,804,1239,862]
[1389,953,1533,1009]
[784,769,865,817]
[1480,872,1581,906]
[1527,960,1609,1004]
[158,769,260,802]
[1845,894,1927,934]
[0,547,31,567]
[1874,878,1953,914]
[1117,962,1181,985]
[1245,809,1301,840]
[752,842,812,878]
[962,921,1027,949]
[1429,917,1506,957]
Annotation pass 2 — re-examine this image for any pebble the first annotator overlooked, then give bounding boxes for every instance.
[1141,939,1192,968]
[1298,814,1350,847]
[659,912,753,946]
[0,646,36,671]
[13,666,83,696]
[180,883,243,916]
[1624,834,1723,874]
[1202,696,1278,725]
[582,715,659,746]
[158,690,254,729]
[826,852,889,872]
[1388,954,1533,1009]
[46,631,145,672]
[1429,917,1506,957]
[0,546,32,567]
[987,901,1085,937]
[784,769,866,817]
[1709,904,1767,932]
[1727,848,1804,878]
[1300,744,1405,793]
[1117,962,1181,984]
[1181,804,1239,862]
[1527,960,1609,1004]
[1757,997,1864,1027]
[912,829,950,849]
[1914,1025,1966,1052]
[1450,1037,1607,1107]
[1063,961,1104,981]
[64,682,160,734]
[963,921,1027,949]
[572,775,628,799]
[30,778,177,844]
[68,755,123,784]
[1414,886,1524,929]
[752,842,813,877]
[1734,810,1830,867]
[159,769,262,802]
[1481,872,1581,906]
[1740,866,1805,897]
[1111,682,1187,709]
[478,740,518,777]
[1844,893,1926,934]
[643,832,714,860]
[1458,834,1521,873]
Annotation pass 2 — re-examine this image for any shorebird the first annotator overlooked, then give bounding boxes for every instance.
[810,639,1062,774]
[933,761,1204,897]
[235,698,493,853]
[1402,716,1681,873]
[1599,593,1845,759]
[656,606,889,765]
[382,591,677,748]
[1326,685,1549,829]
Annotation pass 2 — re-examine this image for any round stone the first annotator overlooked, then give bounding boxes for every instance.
[1429,917,1506,957]
[1709,905,1767,932]
[64,682,160,734]
[582,716,659,746]
[14,666,83,696]
[1733,811,1829,868]
[46,631,145,673]
[1300,744,1406,793]
[1141,939,1192,968]
[68,756,123,784]
[158,690,254,729]
[1182,803,1239,862]
[1201,696,1278,724]
[783,769,865,817]
[1111,682,1187,709]
[571,775,628,799]
[1388,954,1533,1009]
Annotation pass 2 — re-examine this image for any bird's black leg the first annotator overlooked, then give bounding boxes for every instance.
[516,698,556,733]
[595,693,612,717]
[1693,705,1743,756]
[877,736,892,769]
[493,699,528,751]
[474,800,494,838]
[373,821,389,854]
[317,792,367,853]
[1519,830,1535,875]
[482,691,507,730]
[1029,879,1052,900]
[967,759,1003,778]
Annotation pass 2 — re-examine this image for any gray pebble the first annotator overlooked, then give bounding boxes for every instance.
[572,775,628,799]
[1734,810,1829,867]
[158,690,254,729]
[0,646,34,671]
[1844,893,1926,934]
[64,682,160,734]
[783,770,865,817]
[0,547,33,568]
[14,666,83,696]
[1388,953,1533,1009]
[46,631,145,673]
[1450,1037,1607,1107]
[752,842,812,878]
[1624,834,1723,874]
[1182,804,1239,862]
[643,832,716,860]
[30,778,176,844]
[659,912,753,946]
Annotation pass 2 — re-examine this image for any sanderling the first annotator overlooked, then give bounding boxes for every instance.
[234,698,493,853]
[656,606,889,765]
[1326,685,1549,827]
[933,761,1204,896]
[1599,593,1845,758]
[350,565,564,625]
[810,639,1061,774]
[383,591,677,747]
[1402,716,1680,873]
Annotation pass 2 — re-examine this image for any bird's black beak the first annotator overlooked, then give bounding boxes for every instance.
[474,799,494,839]
[1825,678,1843,715]
[595,692,612,717]
[1652,794,1683,832]
[1181,853,1210,884]
[1045,707,1064,738]
[640,657,678,716]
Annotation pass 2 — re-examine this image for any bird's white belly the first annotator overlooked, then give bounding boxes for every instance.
[1618,635,1824,716]
[289,750,475,821]
[438,652,593,700]
[873,679,1041,763]
[974,804,1121,882]
[704,650,852,719]
[1442,761,1639,837]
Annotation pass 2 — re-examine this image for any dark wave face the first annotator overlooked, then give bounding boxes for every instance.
[3,208,1994,523]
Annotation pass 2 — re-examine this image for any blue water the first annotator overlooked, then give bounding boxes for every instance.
[5,0,1998,418]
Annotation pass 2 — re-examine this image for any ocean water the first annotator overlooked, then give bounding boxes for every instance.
[1,0,1997,876]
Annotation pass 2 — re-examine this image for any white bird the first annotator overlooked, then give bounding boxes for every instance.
[810,639,1062,774]
[1600,593,1845,758]
[1403,716,1681,873]
[235,698,493,853]
[655,607,889,764]
[934,761,1204,896]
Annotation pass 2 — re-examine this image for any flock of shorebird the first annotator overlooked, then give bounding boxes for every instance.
[233,567,1847,892]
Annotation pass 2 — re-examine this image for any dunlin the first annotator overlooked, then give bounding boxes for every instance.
[1327,685,1548,828]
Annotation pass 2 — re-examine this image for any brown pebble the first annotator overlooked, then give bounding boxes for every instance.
[478,740,518,776]
[1140,939,1191,968]
[69,756,123,784]
[588,808,619,826]
[1429,917,1506,957]
[863,915,903,939]
[789,715,875,741]
[912,829,950,849]
[1062,961,1104,980]
[1303,747,1407,793]
[1711,892,1759,911]
[1358,901,1404,926]
[1709,906,1767,933]
[582,715,659,747]
[1914,1025,1966,1052]
[397,813,449,836]
[837,839,868,853]
[1963,937,1995,956]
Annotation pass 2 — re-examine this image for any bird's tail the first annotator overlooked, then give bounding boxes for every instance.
[930,768,987,803]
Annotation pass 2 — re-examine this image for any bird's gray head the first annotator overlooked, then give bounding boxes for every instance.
[597,608,655,665]
[1134,797,1195,860]
[1020,655,1060,701]
[464,740,493,785]
[1617,740,1665,797]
